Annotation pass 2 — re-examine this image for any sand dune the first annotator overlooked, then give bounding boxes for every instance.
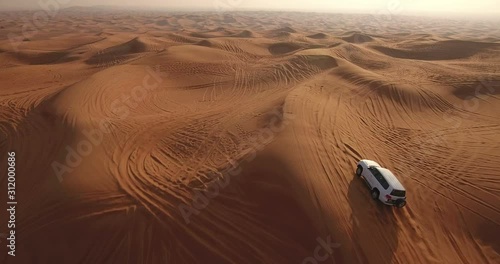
[274,26,297,33]
[1,9,499,264]
[6,50,74,65]
[307,32,328,39]
[372,40,500,60]
[195,39,213,47]
[268,42,304,55]
[342,32,374,43]
[230,30,254,38]
[85,37,150,65]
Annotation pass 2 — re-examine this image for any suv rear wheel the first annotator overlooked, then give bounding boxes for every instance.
[356,165,362,177]
[371,189,379,200]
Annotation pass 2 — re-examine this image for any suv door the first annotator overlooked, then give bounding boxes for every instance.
[366,167,380,189]
[369,167,389,190]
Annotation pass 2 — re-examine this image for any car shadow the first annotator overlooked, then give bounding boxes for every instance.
[347,173,400,263]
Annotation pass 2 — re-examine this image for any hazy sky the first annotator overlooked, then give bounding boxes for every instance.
[1,0,499,16]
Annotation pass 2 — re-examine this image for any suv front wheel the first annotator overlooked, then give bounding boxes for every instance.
[356,165,362,177]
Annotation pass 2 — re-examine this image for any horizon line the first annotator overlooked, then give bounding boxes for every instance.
[0,5,499,19]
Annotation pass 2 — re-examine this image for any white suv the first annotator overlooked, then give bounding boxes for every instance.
[356,160,407,208]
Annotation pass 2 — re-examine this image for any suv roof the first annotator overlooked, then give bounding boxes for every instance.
[364,160,381,168]
[376,168,405,191]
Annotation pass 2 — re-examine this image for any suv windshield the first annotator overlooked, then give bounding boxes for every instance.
[391,189,406,197]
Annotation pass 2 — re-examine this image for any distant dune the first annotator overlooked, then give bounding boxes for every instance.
[372,40,499,60]
[342,32,374,43]
[274,26,297,33]
[268,42,304,55]
[1,9,499,264]
[307,32,328,39]
[231,30,254,38]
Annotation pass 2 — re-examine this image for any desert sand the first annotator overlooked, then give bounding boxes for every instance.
[0,8,499,264]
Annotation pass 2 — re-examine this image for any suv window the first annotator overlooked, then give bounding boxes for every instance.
[391,189,406,197]
[369,168,390,189]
